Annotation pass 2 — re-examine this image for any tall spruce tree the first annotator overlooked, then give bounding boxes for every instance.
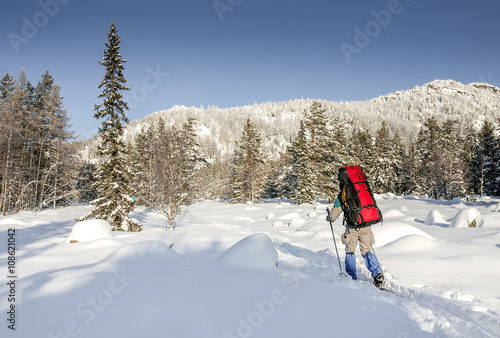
[231,118,265,203]
[391,131,406,194]
[0,73,15,99]
[303,101,329,198]
[372,121,397,193]
[318,115,351,199]
[79,23,140,231]
[479,121,497,196]
[440,119,468,199]
[351,128,373,168]
[132,124,157,207]
[491,121,500,196]
[76,163,98,202]
[179,117,200,201]
[414,116,442,198]
[463,124,480,196]
[263,151,292,199]
[290,121,315,204]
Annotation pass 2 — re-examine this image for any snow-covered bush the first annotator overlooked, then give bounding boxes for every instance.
[449,207,481,228]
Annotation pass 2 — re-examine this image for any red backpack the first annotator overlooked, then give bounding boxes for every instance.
[338,166,383,227]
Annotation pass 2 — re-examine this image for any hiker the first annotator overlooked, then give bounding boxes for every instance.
[326,166,385,288]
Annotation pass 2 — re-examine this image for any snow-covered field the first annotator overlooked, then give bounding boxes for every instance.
[1,195,500,338]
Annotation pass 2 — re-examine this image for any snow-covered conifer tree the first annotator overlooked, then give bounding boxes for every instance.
[351,128,374,175]
[303,100,328,148]
[76,163,98,202]
[480,121,498,197]
[317,115,351,198]
[464,124,482,196]
[132,125,157,207]
[291,121,315,204]
[0,73,15,99]
[179,117,200,200]
[262,151,292,199]
[493,124,500,196]
[439,119,468,199]
[231,118,265,203]
[372,121,398,193]
[390,131,405,194]
[302,101,334,198]
[79,23,140,231]
[414,116,442,198]
[413,117,470,199]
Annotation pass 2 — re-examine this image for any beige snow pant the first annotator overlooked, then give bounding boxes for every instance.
[341,226,375,257]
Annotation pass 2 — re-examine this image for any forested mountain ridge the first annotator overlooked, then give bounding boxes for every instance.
[102,79,500,162]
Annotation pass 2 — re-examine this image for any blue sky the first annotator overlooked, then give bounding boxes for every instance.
[1,0,500,139]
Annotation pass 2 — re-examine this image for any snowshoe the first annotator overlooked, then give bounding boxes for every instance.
[373,272,385,288]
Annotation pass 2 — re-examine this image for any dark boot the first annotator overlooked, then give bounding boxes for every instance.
[374,272,385,288]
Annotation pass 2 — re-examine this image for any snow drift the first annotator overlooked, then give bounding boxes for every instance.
[449,207,481,228]
[214,233,278,271]
[65,219,113,243]
[425,209,447,226]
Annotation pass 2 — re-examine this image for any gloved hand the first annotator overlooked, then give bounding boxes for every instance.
[326,214,333,222]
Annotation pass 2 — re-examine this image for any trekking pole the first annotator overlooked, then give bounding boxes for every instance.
[327,208,343,273]
[359,235,382,268]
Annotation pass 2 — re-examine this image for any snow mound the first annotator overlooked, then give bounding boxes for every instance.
[449,207,481,228]
[215,233,278,271]
[289,217,306,228]
[0,218,26,226]
[266,212,275,220]
[375,221,435,247]
[383,209,406,218]
[272,220,286,227]
[382,234,437,253]
[278,212,300,220]
[298,218,330,232]
[425,209,447,225]
[65,219,113,243]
